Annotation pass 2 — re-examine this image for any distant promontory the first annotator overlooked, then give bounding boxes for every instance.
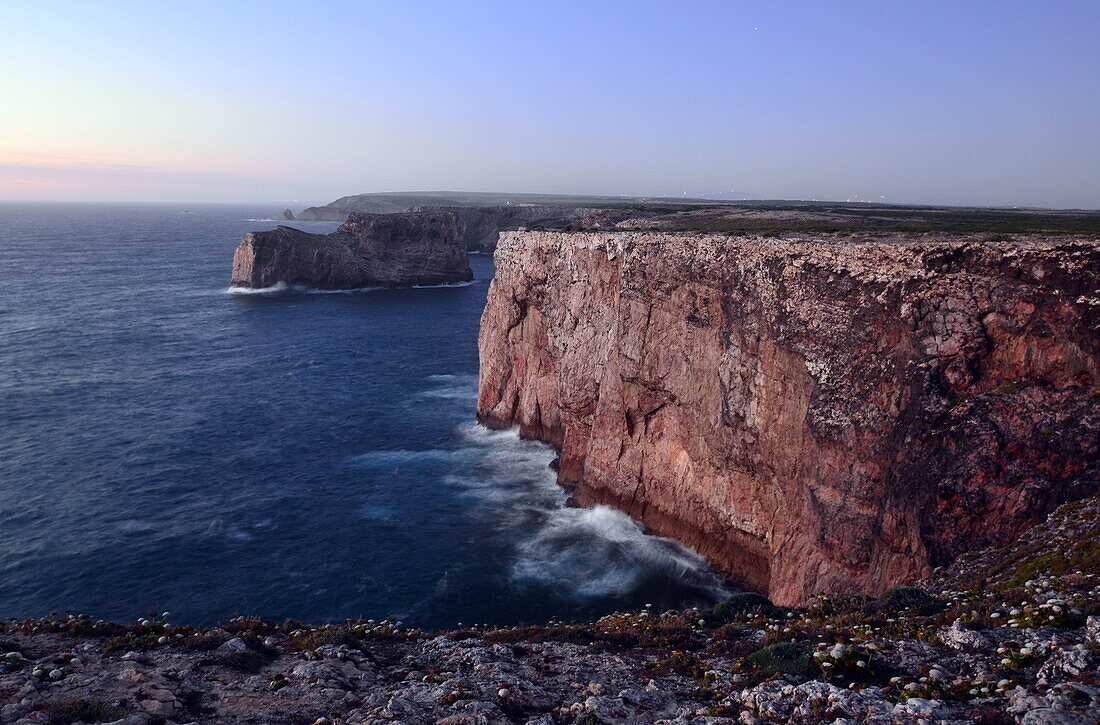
[286,191,716,251]
[230,211,472,290]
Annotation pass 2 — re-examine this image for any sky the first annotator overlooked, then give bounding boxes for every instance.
[1,1,1098,208]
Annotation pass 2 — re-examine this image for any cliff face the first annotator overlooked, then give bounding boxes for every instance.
[230,212,472,290]
[409,205,630,251]
[296,201,632,251]
[477,231,1099,604]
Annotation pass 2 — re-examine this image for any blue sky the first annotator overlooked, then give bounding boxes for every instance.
[1,0,1098,207]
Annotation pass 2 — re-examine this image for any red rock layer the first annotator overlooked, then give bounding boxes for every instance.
[476,231,1099,605]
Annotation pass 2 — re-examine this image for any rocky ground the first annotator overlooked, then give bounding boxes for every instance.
[2,495,1098,724]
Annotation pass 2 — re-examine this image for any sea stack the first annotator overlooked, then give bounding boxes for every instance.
[477,230,1100,605]
[230,211,473,290]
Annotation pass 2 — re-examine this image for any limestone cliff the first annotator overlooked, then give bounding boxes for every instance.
[230,212,472,290]
[476,231,1099,604]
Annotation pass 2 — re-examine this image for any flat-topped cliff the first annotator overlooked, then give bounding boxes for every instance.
[477,230,1099,604]
[230,212,472,290]
[408,204,634,251]
[295,200,636,251]
[289,190,718,224]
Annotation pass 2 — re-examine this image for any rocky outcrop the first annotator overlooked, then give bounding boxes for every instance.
[294,195,410,220]
[280,208,295,220]
[477,231,1099,604]
[230,212,472,290]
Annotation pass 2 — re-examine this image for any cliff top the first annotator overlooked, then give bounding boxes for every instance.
[298,193,1100,235]
[496,229,1100,297]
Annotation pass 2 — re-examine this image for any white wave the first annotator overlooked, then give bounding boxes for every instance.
[410,280,477,289]
[347,448,477,467]
[226,280,473,295]
[417,374,478,401]
[454,422,729,599]
[359,504,396,521]
[226,526,254,542]
[418,389,478,401]
[511,504,727,598]
[226,282,381,295]
[297,286,381,295]
[117,519,157,534]
[226,281,289,295]
[347,418,728,603]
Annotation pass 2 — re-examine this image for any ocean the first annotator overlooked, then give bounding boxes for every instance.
[0,202,728,629]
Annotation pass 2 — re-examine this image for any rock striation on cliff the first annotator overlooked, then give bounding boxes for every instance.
[477,230,1100,604]
[230,212,472,290]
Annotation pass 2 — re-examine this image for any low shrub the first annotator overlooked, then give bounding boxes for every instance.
[706,592,782,625]
[746,641,815,678]
[44,698,126,725]
[878,586,946,616]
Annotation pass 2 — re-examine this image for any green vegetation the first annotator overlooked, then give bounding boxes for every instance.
[101,627,165,654]
[746,641,816,678]
[288,627,368,652]
[878,586,947,616]
[44,699,126,725]
[706,592,784,625]
[653,649,708,678]
[992,380,1022,395]
[200,648,272,673]
[659,203,1100,236]
[1000,540,1100,591]
[485,612,696,652]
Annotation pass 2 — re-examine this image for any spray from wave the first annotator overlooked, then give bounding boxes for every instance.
[348,374,730,603]
[226,281,290,295]
[226,282,380,295]
[416,374,480,401]
[226,281,477,296]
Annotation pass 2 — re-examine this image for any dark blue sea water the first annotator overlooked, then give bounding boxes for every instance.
[0,203,728,629]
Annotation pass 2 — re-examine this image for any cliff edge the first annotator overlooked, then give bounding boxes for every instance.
[230,212,472,290]
[477,230,1099,605]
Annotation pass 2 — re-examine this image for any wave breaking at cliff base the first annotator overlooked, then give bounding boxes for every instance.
[454,423,729,600]
[349,367,729,604]
[226,280,477,295]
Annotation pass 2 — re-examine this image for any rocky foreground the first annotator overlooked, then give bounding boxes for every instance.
[477,230,1099,605]
[229,212,472,290]
[2,495,1098,724]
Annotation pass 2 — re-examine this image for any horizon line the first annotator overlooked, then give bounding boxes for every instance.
[1,195,1098,214]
